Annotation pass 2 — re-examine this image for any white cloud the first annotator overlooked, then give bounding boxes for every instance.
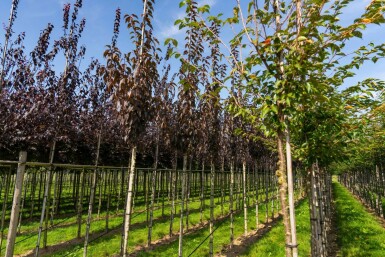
[156,6,183,39]
[197,0,217,6]
[160,23,184,38]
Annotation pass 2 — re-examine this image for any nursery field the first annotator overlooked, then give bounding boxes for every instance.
[1,163,304,257]
[2,165,385,256]
[2,0,385,256]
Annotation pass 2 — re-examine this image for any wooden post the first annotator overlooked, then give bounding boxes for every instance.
[35,141,55,256]
[5,151,27,257]
[0,167,12,255]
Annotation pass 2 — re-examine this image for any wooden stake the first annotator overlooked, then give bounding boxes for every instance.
[5,151,27,257]
[35,141,55,256]
[0,167,12,255]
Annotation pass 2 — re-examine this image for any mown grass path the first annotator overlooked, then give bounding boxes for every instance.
[238,199,310,257]
[334,181,385,257]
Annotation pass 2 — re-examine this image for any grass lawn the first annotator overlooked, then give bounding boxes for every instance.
[334,181,385,257]
[240,199,310,257]
[134,200,273,257]
[0,172,283,257]
[39,192,278,256]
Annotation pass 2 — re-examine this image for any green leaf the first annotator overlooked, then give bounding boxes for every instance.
[297,36,307,42]
[198,4,210,13]
[164,38,178,47]
[352,31,362,39]
[179,1,186,8]
[271,105,278,114]
[261,105,270,118]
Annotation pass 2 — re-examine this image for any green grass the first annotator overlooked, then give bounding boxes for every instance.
[48,194,278,256]
[134,200,274,257]
[240,199,310,257]
[334,181,385,257]
[0,170,282,257]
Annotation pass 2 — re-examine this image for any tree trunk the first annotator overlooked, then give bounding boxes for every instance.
[83,168,97,257]
[43,170,53,249]
[77,169,85,238]
[277,131,292,257]
[50,172,58,226]
[229,158,235,248]
[148,132,159,246]
[178,154,187,257]
[84,131,102,257]
[243,159,248,236]
[255,162,259,231]
[35,141,55,256]
[186,157,192,230]
[106,171,111,232]
[200,160,205,224]
[5,151,27,257]
[122,146,137,257]
[221,157,225,216]
[286,128,298,257]
[209,159,215,256]
[97,171,103,219]
[169,150,177,237]
[265,162,269,222]
[29,171,37,219]
[17,172,29,233]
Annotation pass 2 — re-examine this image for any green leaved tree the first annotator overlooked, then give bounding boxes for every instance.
[171,0,385,256]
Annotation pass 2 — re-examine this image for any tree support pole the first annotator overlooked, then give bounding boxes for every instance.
[5,151,27,257]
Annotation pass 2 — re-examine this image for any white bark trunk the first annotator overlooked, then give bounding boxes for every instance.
[122,146,137,257]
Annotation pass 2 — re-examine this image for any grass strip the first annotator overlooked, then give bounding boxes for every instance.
[334,181,385,257]
[239,199,310,257]
[133,201,276,257]
[1,186,279,256]
[49,197,274,256]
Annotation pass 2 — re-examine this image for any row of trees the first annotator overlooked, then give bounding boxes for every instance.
[1,0,385,256]
[169,0,385,256]
[0,1,278,256]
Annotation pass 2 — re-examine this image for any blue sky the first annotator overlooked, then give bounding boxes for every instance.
[1,0,384,90]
